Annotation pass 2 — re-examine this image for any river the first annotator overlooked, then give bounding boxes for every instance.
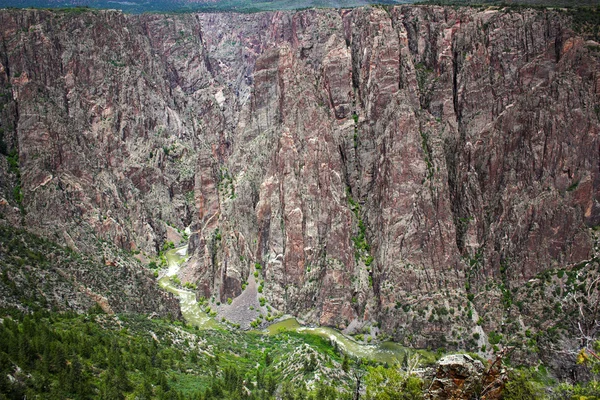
[159,245,408,364]
[158,245,220,329]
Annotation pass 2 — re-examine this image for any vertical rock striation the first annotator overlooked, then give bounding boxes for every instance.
[0,6,598,353]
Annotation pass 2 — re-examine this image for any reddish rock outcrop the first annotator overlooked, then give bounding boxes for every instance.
[0,6,598,353]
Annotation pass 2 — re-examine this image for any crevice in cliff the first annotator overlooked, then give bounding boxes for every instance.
[338,144,352,192]
[0,39,24,217]
[1,35,10,79]
[197,24,215,79]
[389,9,405,91]
[451,46,462,126]
[349,23,362,109]
[446,32,472,254]
[0,37,18,144]
[554,26,563,63]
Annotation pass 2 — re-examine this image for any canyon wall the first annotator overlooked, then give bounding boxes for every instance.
[0,6,599,362]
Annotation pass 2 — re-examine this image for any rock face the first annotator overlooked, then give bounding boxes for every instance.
[425,353,508,400]
[425,354,485,400]
[0,224,181,317]
[0,6,599,357]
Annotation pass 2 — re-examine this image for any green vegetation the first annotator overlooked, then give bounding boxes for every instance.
[6,149,23,211]
[347,188,374,272]
[499,261,513,309]
[502,369,545,400]
[217,168,236,200]
[569,6,600,41]
[365,365,423,400]
[352,112,360,149]
[154,240,176,269]
[0,223,170,316]
[417,0,598,8]
[0,310,358,399]
[567,179,580,192]
[52,6,97,14]
[415,64,435,110]
[2,221,600,399]
[488,331,502,345]
[171,276,182,286]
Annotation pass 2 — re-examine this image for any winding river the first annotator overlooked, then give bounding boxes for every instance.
[159,246,219,329]
[160,246,408,364]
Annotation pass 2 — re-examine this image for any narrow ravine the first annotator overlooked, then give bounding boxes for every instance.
[159,246,408,363]
[159,246,220,329]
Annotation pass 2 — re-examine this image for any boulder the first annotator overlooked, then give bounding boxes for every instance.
[425,354,484,400]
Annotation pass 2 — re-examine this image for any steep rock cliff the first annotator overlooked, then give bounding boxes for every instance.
[0,6,598,364]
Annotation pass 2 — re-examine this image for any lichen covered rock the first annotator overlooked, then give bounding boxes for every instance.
[426,354,485,400]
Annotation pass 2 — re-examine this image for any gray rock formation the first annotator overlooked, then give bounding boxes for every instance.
[0,6,598,366]
[425,354,485,400]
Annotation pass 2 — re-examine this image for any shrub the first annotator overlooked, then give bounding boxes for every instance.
[489,331,502,345]
[502,370,543,400]
[365,365,423,400]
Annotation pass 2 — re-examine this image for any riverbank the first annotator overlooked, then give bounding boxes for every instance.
[159,245,433,365]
